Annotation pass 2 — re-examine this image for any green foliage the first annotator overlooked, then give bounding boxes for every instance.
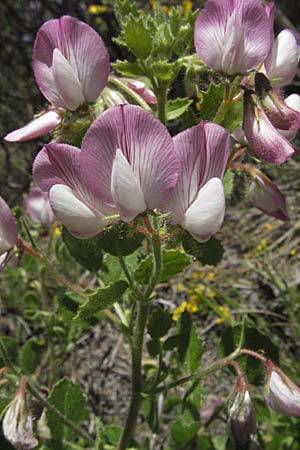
[223,169,235,200]
[135,250,190,284]
[171,409,200,447]
[97,222,144,256]
[166,98,193,121]
[0,337,18,367]
[182,234,224,266]
[76,281,129,319]
[62,227,103,272]
[113,60,147,77]
[123,18,152,59]
[221,325,279,385]
[46,378,87,442]
[20,337,45,374]
[147,307,172,338]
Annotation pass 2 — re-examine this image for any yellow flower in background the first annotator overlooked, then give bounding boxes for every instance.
[88,4,107,14]
[290,248,297,256]
[207,271,215,280]
[216,305,231,324]
[149,0,158,10]
[53,225,61,237]
[265,223,275,230]
[182,0,192,15]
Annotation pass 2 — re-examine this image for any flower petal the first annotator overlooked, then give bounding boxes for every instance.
[50,184,107,238]
[33,16,110,106]
[33,143,115,220]
[262,89,300,130]
[166,122,229,224]
[26,187,54,226]
[182,178,225,242]
[81,105,178,211]
[194,0,271,74]
[243,93,294,163]
[0,196,18,256]
[111,149,146,221]
[265,29,300,86]
[279,94,300,140]
[4,111,61,142]
[51,49,85,110]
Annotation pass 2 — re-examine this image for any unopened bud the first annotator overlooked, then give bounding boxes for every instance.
[227,376,256,450]
[265,360,300,417]
[249,170,288,221]
[2,379,38,450]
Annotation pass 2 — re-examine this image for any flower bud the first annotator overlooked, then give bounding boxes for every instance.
[126,79,157,105]
[227,376,256,450]
[249,170,288,221]
[26,187,54,226]
[3,382,38,450]
[265,360,300,417]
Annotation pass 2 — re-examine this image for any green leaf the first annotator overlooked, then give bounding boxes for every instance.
[151,61,177,80]
[103,425,123,446]
[220,325,279,385]
[62,227,103,272]
[185,324,202,375]
[76,281,128,319]
[113,60,147,77]
[166,98,193,121]
[223,169,235,200]
[134,250,190,284]
[114,0,139,22]
[98,222,144,256]
[163,334,182,351]
[199,83,224,121]
[222,95,243,132]
[171,410,200,447]
[46,378,87,441]
[20,338,45,374]
[147,338,161,357]
[123,17,152,59]
[147,307,172,338]
[177,310,192,363]
[0,337,18,367]
[182,234,224,266]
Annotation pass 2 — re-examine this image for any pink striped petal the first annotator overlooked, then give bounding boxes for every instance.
[265,29,300,86]
[33,143,114,217]
[182,178,225,242]
[81,105,179,214]
[26,187,54,226]
[127,80,157,104]
[194,0,271,75]
[4,111,61,142]
[49,185,108,238]
[111,149,146,221]
[262,89,300,130]
[33,16,110,107]
[243,93,294,164]
[279,94,300,141]
[166,121,229,224]
[0,197,18,256]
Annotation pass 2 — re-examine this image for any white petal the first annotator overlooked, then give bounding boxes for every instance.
[182,178,225,241]
[222,12,245,75]
[266,30,300,86]
[51,49,85,110]
[111,149,146,221]
[4,111,61,142]
[50,184,106,238]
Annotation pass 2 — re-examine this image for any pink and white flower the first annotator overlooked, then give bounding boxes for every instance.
[243,91,294,164]
[0,196,18,265]
[194,0,271,76]
[249,170,288,221]
[165,121,230,241]
[264,3,300,87]
[26,187,55,226]
[5,16,110,142]
[265,360,300,417]
[33,105,179,237]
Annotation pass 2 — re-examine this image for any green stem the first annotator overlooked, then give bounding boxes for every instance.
[213,76,242,125]
[108,76,152,112]
[145,233,162,299]
[117,302,149,450]
[156,81,168,124]
[0,339,93,446]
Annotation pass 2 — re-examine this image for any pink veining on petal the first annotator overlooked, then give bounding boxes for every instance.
[194,0,271,75]
[4,111,61,142]
[26,187,55,226]
[243,92,295,164]
[33,15,110,108]
[81,105,179,218]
